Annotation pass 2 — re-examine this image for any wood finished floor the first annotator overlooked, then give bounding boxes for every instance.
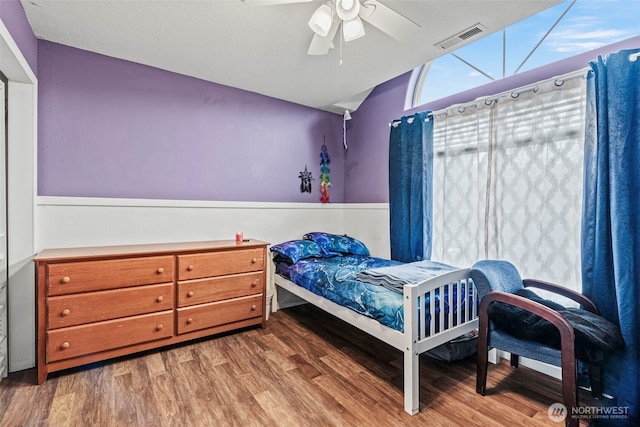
[0,304,600,426]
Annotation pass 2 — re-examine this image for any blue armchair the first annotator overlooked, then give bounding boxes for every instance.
[470,260,622,427]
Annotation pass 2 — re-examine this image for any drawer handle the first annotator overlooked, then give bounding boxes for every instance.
[61,309,71,316]
[251,258,258,264]
[61,276,71,284]
[251,304,257,311]
[157,267,164,274]
[186,317,193,324]
[187,291,194,297]
[156,296,164,303]
[61,342,70,349]
[156,324,164,331]
[187,265,194,271]
[251,281,257,288]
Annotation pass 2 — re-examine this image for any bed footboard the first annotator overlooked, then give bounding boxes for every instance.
[403,268,478,415]
[272,259,478,416]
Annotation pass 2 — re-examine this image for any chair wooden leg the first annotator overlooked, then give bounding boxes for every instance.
[589,365,603,398]
[510,353,519,368]
[476,325,489,395]
[561,357,579,427]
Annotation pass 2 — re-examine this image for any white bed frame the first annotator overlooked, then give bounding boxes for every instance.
[273,267,478,415]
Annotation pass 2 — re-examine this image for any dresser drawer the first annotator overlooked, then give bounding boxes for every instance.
[47,283,174,329]
[177,272,263,307]
[47,311,173,362]
[177,294,263,334]
[178,249,264,280]
[47,256,174,296]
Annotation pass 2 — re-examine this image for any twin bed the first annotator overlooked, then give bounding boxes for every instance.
[270,232,479,415]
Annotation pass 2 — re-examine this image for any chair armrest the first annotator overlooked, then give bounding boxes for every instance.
[522,278,599,314]
[478,291,576,356]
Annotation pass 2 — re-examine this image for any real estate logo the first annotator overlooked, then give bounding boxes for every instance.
[548,403,567,423]
[548,402,631,422]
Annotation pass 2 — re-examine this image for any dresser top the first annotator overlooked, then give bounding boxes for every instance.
[34,239,269,262]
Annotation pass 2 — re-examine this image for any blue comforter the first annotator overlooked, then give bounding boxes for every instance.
[288,255,403,330]
[280,255,462,332]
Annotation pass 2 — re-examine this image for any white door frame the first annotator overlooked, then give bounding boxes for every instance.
[0,18,38,372]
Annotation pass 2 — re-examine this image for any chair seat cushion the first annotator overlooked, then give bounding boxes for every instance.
[488,289,624,365]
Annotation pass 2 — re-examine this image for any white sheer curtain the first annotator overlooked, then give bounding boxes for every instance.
[431,73,587,295]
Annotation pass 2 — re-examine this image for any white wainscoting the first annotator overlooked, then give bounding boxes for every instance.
[343,203,391,259]
[38,197,336,249]
[36,197,391,255]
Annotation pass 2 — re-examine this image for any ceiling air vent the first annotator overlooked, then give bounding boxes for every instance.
[435,23,488,50]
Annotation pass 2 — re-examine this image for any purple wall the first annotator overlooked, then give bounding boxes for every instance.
[38,41,344,203]
[343,73,411,203]
[31,32,640,204]
[0,0,37,75]
[345,35,640,203]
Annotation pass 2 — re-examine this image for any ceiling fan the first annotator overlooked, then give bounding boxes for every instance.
[246,0,421,55]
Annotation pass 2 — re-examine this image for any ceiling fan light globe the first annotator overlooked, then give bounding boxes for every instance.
[341,0,354,9]
[343,16,365,42]
[336,0,360,21]
[308,4,333,37]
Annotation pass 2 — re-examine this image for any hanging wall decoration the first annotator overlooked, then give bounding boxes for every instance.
[320,143,331,203]
[299,165,313,193]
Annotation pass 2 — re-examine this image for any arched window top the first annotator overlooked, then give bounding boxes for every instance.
[412,0,639,109]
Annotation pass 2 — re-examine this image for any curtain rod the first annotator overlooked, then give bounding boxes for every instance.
[430,67,589,118]
[391,67,589,127]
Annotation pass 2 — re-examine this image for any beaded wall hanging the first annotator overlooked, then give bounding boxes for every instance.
[320,144,331,203]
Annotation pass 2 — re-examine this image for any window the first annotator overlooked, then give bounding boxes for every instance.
[431,71,587,298]
[414,0,639,107]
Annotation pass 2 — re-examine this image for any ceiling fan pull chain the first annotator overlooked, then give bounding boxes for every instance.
[339,21,343,67]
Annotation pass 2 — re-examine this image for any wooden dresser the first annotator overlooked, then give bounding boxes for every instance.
[34,239,268,384]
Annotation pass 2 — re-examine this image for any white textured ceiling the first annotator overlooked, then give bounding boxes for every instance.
[21,0,560,114]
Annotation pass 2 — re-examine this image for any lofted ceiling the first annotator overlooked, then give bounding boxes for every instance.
[21,0,561,114]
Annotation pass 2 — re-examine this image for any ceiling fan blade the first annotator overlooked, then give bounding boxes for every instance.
[241,0,313,4]
[359,0,420,43]
[307,20,340,55]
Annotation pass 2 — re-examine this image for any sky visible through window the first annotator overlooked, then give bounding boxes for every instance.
[418,0,640,105]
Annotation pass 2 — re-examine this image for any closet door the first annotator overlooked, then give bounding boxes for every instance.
[0,79,7,378]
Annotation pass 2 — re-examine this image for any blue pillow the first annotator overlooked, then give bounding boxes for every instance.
[270,240,329,264]
[303,232,370,256]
